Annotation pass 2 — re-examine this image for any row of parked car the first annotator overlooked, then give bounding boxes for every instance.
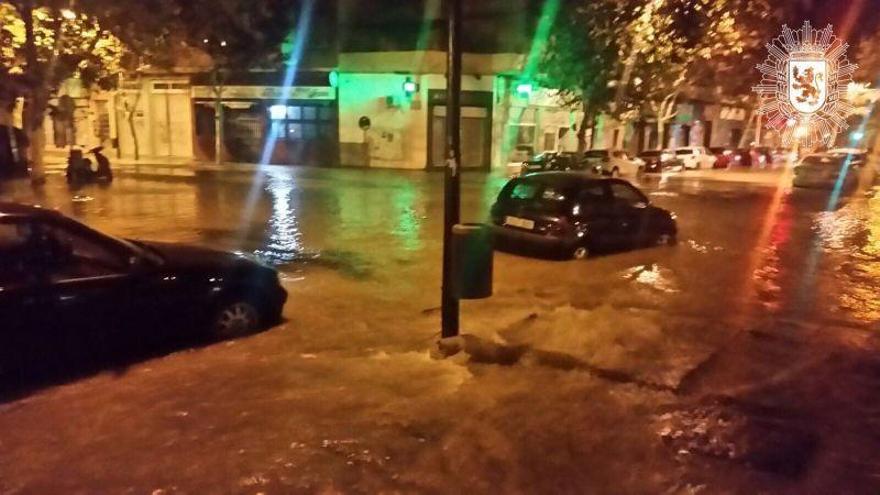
[518,145,791,178]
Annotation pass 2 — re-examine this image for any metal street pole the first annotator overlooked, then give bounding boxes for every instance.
[441,0,462,338]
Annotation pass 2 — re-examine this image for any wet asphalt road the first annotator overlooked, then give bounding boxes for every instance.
[2,166,878,326]
[0,167,879,494]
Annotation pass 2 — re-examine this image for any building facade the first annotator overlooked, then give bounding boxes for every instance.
[44,0,753,170]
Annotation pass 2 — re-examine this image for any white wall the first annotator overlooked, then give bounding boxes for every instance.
[338,72,493,169]
[114,77,194,160]
[115,81,151,159]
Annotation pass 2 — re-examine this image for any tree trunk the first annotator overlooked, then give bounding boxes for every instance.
[577,104,590,152]
[128,118,139,160]
[739,109,755,148]
[212,69,224,164]
[654,105,666,150]
[126,92,141,161]
[24,98,48,183]
[654,95,677,149]
[0,106,12,127]
[21,1,46,183]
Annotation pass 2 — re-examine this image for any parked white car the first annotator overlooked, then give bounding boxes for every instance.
[582,149,644,177]
[674,146,717,170]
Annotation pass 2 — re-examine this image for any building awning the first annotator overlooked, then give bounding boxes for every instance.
[191,86,336,101]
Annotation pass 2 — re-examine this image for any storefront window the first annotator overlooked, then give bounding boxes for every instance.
[268,103,335,142]
[287,123,302,139]
[319,107,335,121]
[303,124,318,139]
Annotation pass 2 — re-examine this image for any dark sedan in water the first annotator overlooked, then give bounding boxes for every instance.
[0,203,287,377]
[491,172,677,259]
[637,149,682,173]
[519,151,585,176]
[792,153,861,189]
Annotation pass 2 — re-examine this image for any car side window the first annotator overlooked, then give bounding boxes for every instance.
[575,184,607,215]
[508,180,539,200]
[609,182,647,208]
[31,221,129,281]
[0,219,34,286]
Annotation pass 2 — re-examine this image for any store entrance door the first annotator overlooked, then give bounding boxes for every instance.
[149,82,193,158]
[429,106,490,170]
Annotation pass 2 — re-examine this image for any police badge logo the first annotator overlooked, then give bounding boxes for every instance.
[753,22,858,150]
[789,52,827,114]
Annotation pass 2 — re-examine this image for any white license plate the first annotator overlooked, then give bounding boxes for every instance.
[504,216,535,230]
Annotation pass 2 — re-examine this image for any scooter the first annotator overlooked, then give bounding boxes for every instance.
[66,146,113,185]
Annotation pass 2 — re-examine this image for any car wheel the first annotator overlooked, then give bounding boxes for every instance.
[571,245,590,260]
[212,298,262,339]
[611,167,620,178]
[656,232,677,246]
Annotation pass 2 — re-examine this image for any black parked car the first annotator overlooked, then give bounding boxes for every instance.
[637,149,681,173]
[520,151,584,175]
[491,172,677,259]
[0,203,287,378]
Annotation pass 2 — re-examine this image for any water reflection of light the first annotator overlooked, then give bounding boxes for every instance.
[863,191,880,258]
[253,170,303,264]
[241,0,315,228]
[815,191,880,322]
[622,264,679,293]
[733,169,793,323]
[391,184,423,252]
[796,152,862,311]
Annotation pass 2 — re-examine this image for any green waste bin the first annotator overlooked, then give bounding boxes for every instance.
[451,223,493,299]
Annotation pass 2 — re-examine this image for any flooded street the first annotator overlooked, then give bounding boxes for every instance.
[1,168,880,494]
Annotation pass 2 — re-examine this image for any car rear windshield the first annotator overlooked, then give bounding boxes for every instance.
[675,149,694,155]
[829,152,866,161]
[499,178,574,213]
[528,152,553,162]
[801,156,844,167]
[583,150,609,159]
